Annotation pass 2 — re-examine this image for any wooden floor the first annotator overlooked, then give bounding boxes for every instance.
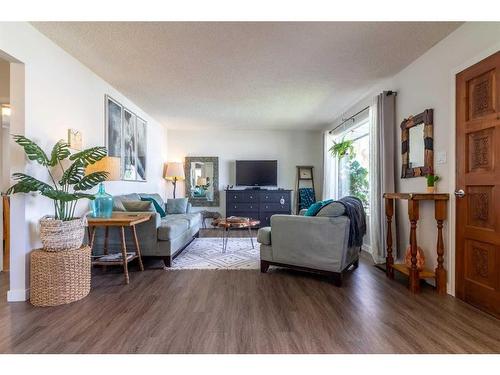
[1,229,500,353]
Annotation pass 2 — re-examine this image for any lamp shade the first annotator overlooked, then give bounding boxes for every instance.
[85,156,121,181]
[164,162,185,180]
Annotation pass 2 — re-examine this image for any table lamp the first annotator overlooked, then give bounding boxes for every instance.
[164,162,185,198]
[85,156,121,218]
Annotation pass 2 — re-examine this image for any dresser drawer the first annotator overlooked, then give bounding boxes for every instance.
[227,202,259,212]
[261,203,290,212]
[226,191,259,203]
[259,192,291,204]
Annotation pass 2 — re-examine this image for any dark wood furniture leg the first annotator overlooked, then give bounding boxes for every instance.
[120,226,130,285]
[163,256,171,268]
[131,225,144,271]
[435,200,447,295]
[260,260,269,273]
[408,200,420,293]
[385,197,394,279]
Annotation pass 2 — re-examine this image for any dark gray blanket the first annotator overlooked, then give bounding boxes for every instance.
[337,196,367,247]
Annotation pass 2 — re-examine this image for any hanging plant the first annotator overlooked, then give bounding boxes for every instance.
[329,138,354,159]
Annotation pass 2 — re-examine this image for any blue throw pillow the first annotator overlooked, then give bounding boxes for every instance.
[141,197,166,218]
[304,199,334,216]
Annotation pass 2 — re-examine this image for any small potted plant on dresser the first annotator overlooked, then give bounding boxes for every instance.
[426,171,440,193]
[6,135,108,251]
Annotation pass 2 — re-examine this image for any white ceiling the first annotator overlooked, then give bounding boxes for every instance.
[32,22,461,130]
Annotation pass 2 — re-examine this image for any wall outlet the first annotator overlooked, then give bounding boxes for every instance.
[436,151,447,165]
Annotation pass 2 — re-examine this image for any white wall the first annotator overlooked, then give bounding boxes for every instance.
[0,22,168,301]
[323,22,500,294]
[167,128,322,215]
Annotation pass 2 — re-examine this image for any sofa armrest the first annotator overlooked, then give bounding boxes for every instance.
[269,214,351,272]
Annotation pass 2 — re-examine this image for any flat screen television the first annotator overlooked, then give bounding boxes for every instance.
[236,160,278,186]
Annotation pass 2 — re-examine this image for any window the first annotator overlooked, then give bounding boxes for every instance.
[333,117,370,210]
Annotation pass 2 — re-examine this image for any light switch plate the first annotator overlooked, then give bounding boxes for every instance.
[436,151,447,165]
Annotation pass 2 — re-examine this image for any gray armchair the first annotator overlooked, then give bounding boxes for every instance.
[257,205,360,286]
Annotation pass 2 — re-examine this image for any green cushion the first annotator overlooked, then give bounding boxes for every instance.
[166,198,188,214]
[139,194,165,210]
[305,199,334,216]
[141,197,166,218]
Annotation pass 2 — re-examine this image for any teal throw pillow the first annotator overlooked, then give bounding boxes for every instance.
[304,199,334,216]
[141,197,167,217]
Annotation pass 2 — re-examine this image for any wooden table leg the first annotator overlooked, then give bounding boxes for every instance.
[408,200,420,293]
[385,198,395,279]
[102,227,109,272]
[120,226,130,285]
[435,200,447,295]
[131,225,144,271]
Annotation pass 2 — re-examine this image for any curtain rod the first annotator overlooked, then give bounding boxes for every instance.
[328,90,396,134]
[328,106,369,134]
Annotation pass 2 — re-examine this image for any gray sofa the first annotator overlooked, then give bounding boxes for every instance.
[92,193,201,267]
[257,203,360,286]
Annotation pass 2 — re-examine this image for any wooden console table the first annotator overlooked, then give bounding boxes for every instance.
[383,193,449,294]
[87,213,150,284]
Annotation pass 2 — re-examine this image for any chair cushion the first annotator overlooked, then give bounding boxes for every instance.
[141,197,167,217]
[122,200,155,212]
[166,198,189,214]
[257,227,272,245]
[316,201,346,217]
[172,213,201,227]
[305,199,334,216]
[157,218,190,241]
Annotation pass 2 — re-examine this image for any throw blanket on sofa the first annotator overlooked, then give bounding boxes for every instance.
[337,196,367,248]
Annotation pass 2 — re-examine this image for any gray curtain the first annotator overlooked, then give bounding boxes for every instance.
[368,91,396,264]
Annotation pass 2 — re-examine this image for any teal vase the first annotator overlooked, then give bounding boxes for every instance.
[91,183,113,218]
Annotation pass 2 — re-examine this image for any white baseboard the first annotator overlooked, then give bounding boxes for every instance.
[7,288,29,302]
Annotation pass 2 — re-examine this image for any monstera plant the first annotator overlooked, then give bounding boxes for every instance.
[6,135,109,251]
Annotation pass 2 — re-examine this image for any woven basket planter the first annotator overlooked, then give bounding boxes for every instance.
[39,216,86,252]
[30,245,91,307]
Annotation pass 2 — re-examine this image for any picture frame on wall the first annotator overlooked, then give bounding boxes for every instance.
[136,116,147,181]
[105,94,147,182]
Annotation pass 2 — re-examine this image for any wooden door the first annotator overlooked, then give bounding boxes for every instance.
[456,51,500,317]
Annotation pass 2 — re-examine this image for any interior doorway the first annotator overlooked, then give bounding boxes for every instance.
[455,50,500,318]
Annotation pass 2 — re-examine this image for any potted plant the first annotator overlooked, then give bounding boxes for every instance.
[6,135,108,251]
[329,137,354,159]
[426,172,440,193]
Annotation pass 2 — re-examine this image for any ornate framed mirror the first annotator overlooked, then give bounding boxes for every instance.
[184,156,219,207]
[401,108,434,178]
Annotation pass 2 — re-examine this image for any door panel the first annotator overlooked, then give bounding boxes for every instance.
[456,51,500,318]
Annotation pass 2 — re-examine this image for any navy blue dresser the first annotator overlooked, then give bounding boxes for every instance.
[225,189,292,227]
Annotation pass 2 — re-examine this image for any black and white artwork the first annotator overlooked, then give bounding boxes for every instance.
[105,95,147,181]
[106,97,122,159]
[122,109,137,181]
[136,117,147,181]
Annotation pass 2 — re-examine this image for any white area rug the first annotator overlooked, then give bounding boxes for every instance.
[170,237,260,270]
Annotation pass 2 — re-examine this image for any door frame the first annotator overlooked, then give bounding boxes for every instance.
[449,43,500,296]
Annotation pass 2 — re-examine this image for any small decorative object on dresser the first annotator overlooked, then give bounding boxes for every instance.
[426,170,440,193]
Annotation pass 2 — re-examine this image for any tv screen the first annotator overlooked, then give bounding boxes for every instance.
[236,160,278,186]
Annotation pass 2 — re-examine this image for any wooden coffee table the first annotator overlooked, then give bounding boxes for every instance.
[213,216,260,252]
[87,213,151,284]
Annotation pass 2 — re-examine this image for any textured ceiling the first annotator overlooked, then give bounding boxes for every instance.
[32,22,461,130]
